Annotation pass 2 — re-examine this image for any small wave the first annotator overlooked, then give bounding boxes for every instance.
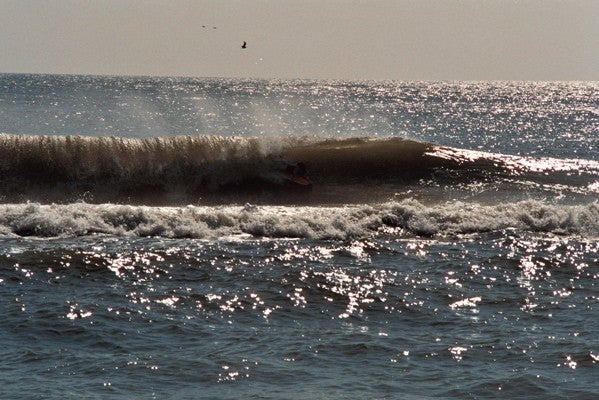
[1,200,596,239]
[428,145,599,175]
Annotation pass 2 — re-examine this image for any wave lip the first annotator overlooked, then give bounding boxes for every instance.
[1,200,597,240]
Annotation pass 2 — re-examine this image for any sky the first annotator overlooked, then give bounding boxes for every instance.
[0,0,597,81]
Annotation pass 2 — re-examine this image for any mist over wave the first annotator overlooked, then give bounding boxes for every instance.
[1,199,597,239]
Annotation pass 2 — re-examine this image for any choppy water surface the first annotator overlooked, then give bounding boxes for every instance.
[0,75,598,399]
[1,234,598,399]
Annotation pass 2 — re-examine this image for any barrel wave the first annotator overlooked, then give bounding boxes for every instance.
[1,134,597,205]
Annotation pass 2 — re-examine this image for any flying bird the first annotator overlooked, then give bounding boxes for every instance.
[241,41,247,49]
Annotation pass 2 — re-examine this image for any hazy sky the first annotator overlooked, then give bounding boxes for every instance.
[0,0,597,81]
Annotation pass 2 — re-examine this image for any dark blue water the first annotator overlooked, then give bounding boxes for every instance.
[0,74,598,399]
[1,234,598,399]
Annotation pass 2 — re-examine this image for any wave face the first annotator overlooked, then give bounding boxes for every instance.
[0,134,597,205]
[1,200,597,239]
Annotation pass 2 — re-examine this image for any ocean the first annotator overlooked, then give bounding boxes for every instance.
[0,74,597,399]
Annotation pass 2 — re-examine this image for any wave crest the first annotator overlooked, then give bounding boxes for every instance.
[1,134,597,205]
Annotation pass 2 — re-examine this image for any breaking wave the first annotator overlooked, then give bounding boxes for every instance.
[0,134,597,205]
[1,199,597,239]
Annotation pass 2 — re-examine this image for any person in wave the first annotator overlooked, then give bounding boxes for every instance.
[264,157,312,187]
[285,162,306,178]
[278,161,312,186]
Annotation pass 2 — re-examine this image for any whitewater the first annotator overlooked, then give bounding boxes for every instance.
[0,74,597,399]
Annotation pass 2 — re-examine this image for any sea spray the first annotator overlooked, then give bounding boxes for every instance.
[1,134,597,205]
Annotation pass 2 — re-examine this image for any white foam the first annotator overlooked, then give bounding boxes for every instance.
[0,199,597,240]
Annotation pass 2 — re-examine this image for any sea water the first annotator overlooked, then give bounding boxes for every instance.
[0,74,597,399]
